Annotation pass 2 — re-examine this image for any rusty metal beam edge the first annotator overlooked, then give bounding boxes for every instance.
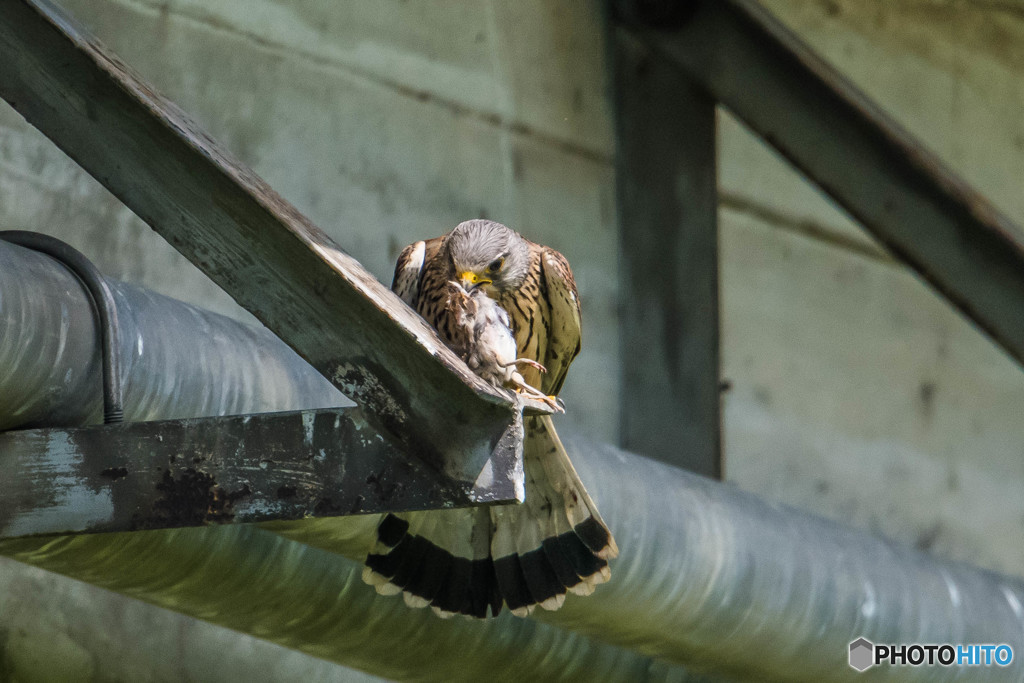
[0,0,546,487]
[0,407,525,540]
[626,0,1024,369]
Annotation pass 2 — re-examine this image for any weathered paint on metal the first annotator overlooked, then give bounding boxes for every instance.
[0,0,544,492]
[0,406,523,539]
[622,0,1024,369]
[612,28,722,478]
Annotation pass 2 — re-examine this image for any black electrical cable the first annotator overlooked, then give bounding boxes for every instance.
[0,231,124,424]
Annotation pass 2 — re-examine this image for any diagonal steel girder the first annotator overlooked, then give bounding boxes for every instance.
[619,0,1024,370]
[0,0,548,493]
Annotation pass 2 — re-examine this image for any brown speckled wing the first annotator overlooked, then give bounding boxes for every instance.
[537,246,582,397]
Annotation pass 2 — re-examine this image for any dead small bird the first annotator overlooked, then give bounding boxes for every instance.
[444,280,564,412]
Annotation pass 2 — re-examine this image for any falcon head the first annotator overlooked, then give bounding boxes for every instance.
[444,219,531,295]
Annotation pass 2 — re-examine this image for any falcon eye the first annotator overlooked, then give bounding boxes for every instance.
[486,257,504,273]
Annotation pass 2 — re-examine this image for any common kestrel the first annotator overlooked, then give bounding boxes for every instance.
[362,219,618,618]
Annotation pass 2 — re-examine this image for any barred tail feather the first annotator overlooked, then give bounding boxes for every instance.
[532,416,618,561]
[520,415,616,593]
[362,415,616,618]
[364,508,501,618]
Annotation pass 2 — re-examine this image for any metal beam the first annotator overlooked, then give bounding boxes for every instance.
[624,0,1024,369]
[612,27,721,478]
[0,406,523,539]
[0,0,546,487]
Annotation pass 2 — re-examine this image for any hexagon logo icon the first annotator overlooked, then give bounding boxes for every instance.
[849,637,874,671]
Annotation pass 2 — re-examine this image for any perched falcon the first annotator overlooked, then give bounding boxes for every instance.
[362,219,618,618]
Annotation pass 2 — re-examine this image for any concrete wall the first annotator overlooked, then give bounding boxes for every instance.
[1,0,1023,678]
[723,0,1024,577]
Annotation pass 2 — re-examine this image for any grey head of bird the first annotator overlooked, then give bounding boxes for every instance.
[443,219,531,295]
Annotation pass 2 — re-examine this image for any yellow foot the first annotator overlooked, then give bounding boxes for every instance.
[523,391,564,413]
[547,395,566,412]
[510,386,565,413]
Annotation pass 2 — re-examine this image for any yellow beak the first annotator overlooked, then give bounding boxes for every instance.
[459,271,492,290]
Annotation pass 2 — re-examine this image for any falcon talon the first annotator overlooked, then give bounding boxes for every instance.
[506,358,547,374]
[494,357,547,373]
[511,384,565,414]
[370,219,617,618]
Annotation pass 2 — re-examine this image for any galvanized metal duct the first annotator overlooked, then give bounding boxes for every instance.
[551,439,1024,681]
[0,238,347,429]
[267,437,1024,682]
[0,527,703,683]
[1,239,1022,681]
[0,555,391,682]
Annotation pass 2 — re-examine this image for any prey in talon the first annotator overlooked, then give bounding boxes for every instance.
[445,280,564,413]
